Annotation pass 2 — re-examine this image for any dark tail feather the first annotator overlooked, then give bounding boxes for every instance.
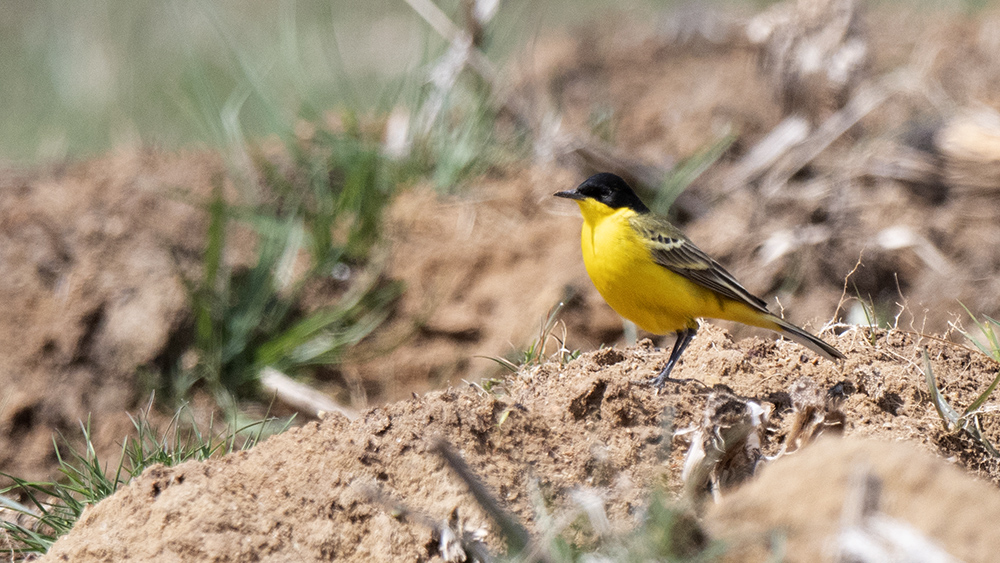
[770,316,845,361]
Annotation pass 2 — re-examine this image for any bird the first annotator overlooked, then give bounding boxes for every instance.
[555,172,844,387]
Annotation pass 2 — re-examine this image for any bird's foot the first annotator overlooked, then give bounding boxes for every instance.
[629,374,708,391]
[647,374,707,390]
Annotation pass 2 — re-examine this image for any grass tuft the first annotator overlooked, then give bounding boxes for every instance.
[159,0,530,411]
[922,349,1000,457]
[485,300,581,374]
[846,281,894,345]
[0,404,280,556]
[165,127,406,410]
[923,307,1000,457]
[957,304,1000,363]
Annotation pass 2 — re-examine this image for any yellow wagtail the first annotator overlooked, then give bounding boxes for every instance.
[555,173,844,387]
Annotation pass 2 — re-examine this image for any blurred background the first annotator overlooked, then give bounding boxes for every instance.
[4,1,1000,558]
[0,0,671,164]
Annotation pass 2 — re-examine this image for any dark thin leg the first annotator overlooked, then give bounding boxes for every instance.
[649,327,698,388]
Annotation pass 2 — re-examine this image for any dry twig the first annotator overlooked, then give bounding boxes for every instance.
[259,367,357,420]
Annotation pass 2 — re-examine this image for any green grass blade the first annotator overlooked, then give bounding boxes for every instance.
[477,355,520,373]
[965,417,1000,458]
[962,369,1000,419]
[958,302,1000,361]
[922,348,960,430]
[652,134,735,215]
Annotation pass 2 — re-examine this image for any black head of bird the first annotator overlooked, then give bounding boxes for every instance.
[554,173,650,213]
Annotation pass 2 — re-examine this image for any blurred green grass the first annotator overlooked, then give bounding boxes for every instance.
[0,0,665,165]
[1,0,427,162]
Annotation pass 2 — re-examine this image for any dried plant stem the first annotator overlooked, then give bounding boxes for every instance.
[259,367,357,420]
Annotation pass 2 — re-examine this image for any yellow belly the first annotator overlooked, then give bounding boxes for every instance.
[580,211,766,335]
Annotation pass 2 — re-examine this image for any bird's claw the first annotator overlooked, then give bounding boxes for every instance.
[642,375,708,391]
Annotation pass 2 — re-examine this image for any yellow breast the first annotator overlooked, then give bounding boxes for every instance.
[576,201,734,335]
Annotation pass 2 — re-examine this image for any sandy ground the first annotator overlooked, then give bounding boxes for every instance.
[38,324,1000,561]
[3,2,1000,561]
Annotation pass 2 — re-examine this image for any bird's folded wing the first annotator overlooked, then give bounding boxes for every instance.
[633,218,770,313]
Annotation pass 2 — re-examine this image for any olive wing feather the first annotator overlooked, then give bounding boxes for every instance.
[631,216,770,313]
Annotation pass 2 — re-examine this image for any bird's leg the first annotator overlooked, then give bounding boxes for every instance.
[649,328,698,388]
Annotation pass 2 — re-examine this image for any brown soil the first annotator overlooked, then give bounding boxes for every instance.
[345,166,625,402]
[3,2,1000,562]
[0,149,223,480]
[706,437,1000,563]
[38,325,1000,561]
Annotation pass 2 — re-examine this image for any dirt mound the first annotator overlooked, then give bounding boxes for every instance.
[0,149,221,480]
[40,323,1000,561]
[706,437,1000,563]
[343,166,625,403]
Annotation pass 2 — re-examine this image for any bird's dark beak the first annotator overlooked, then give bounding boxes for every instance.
[553,190,585,201]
